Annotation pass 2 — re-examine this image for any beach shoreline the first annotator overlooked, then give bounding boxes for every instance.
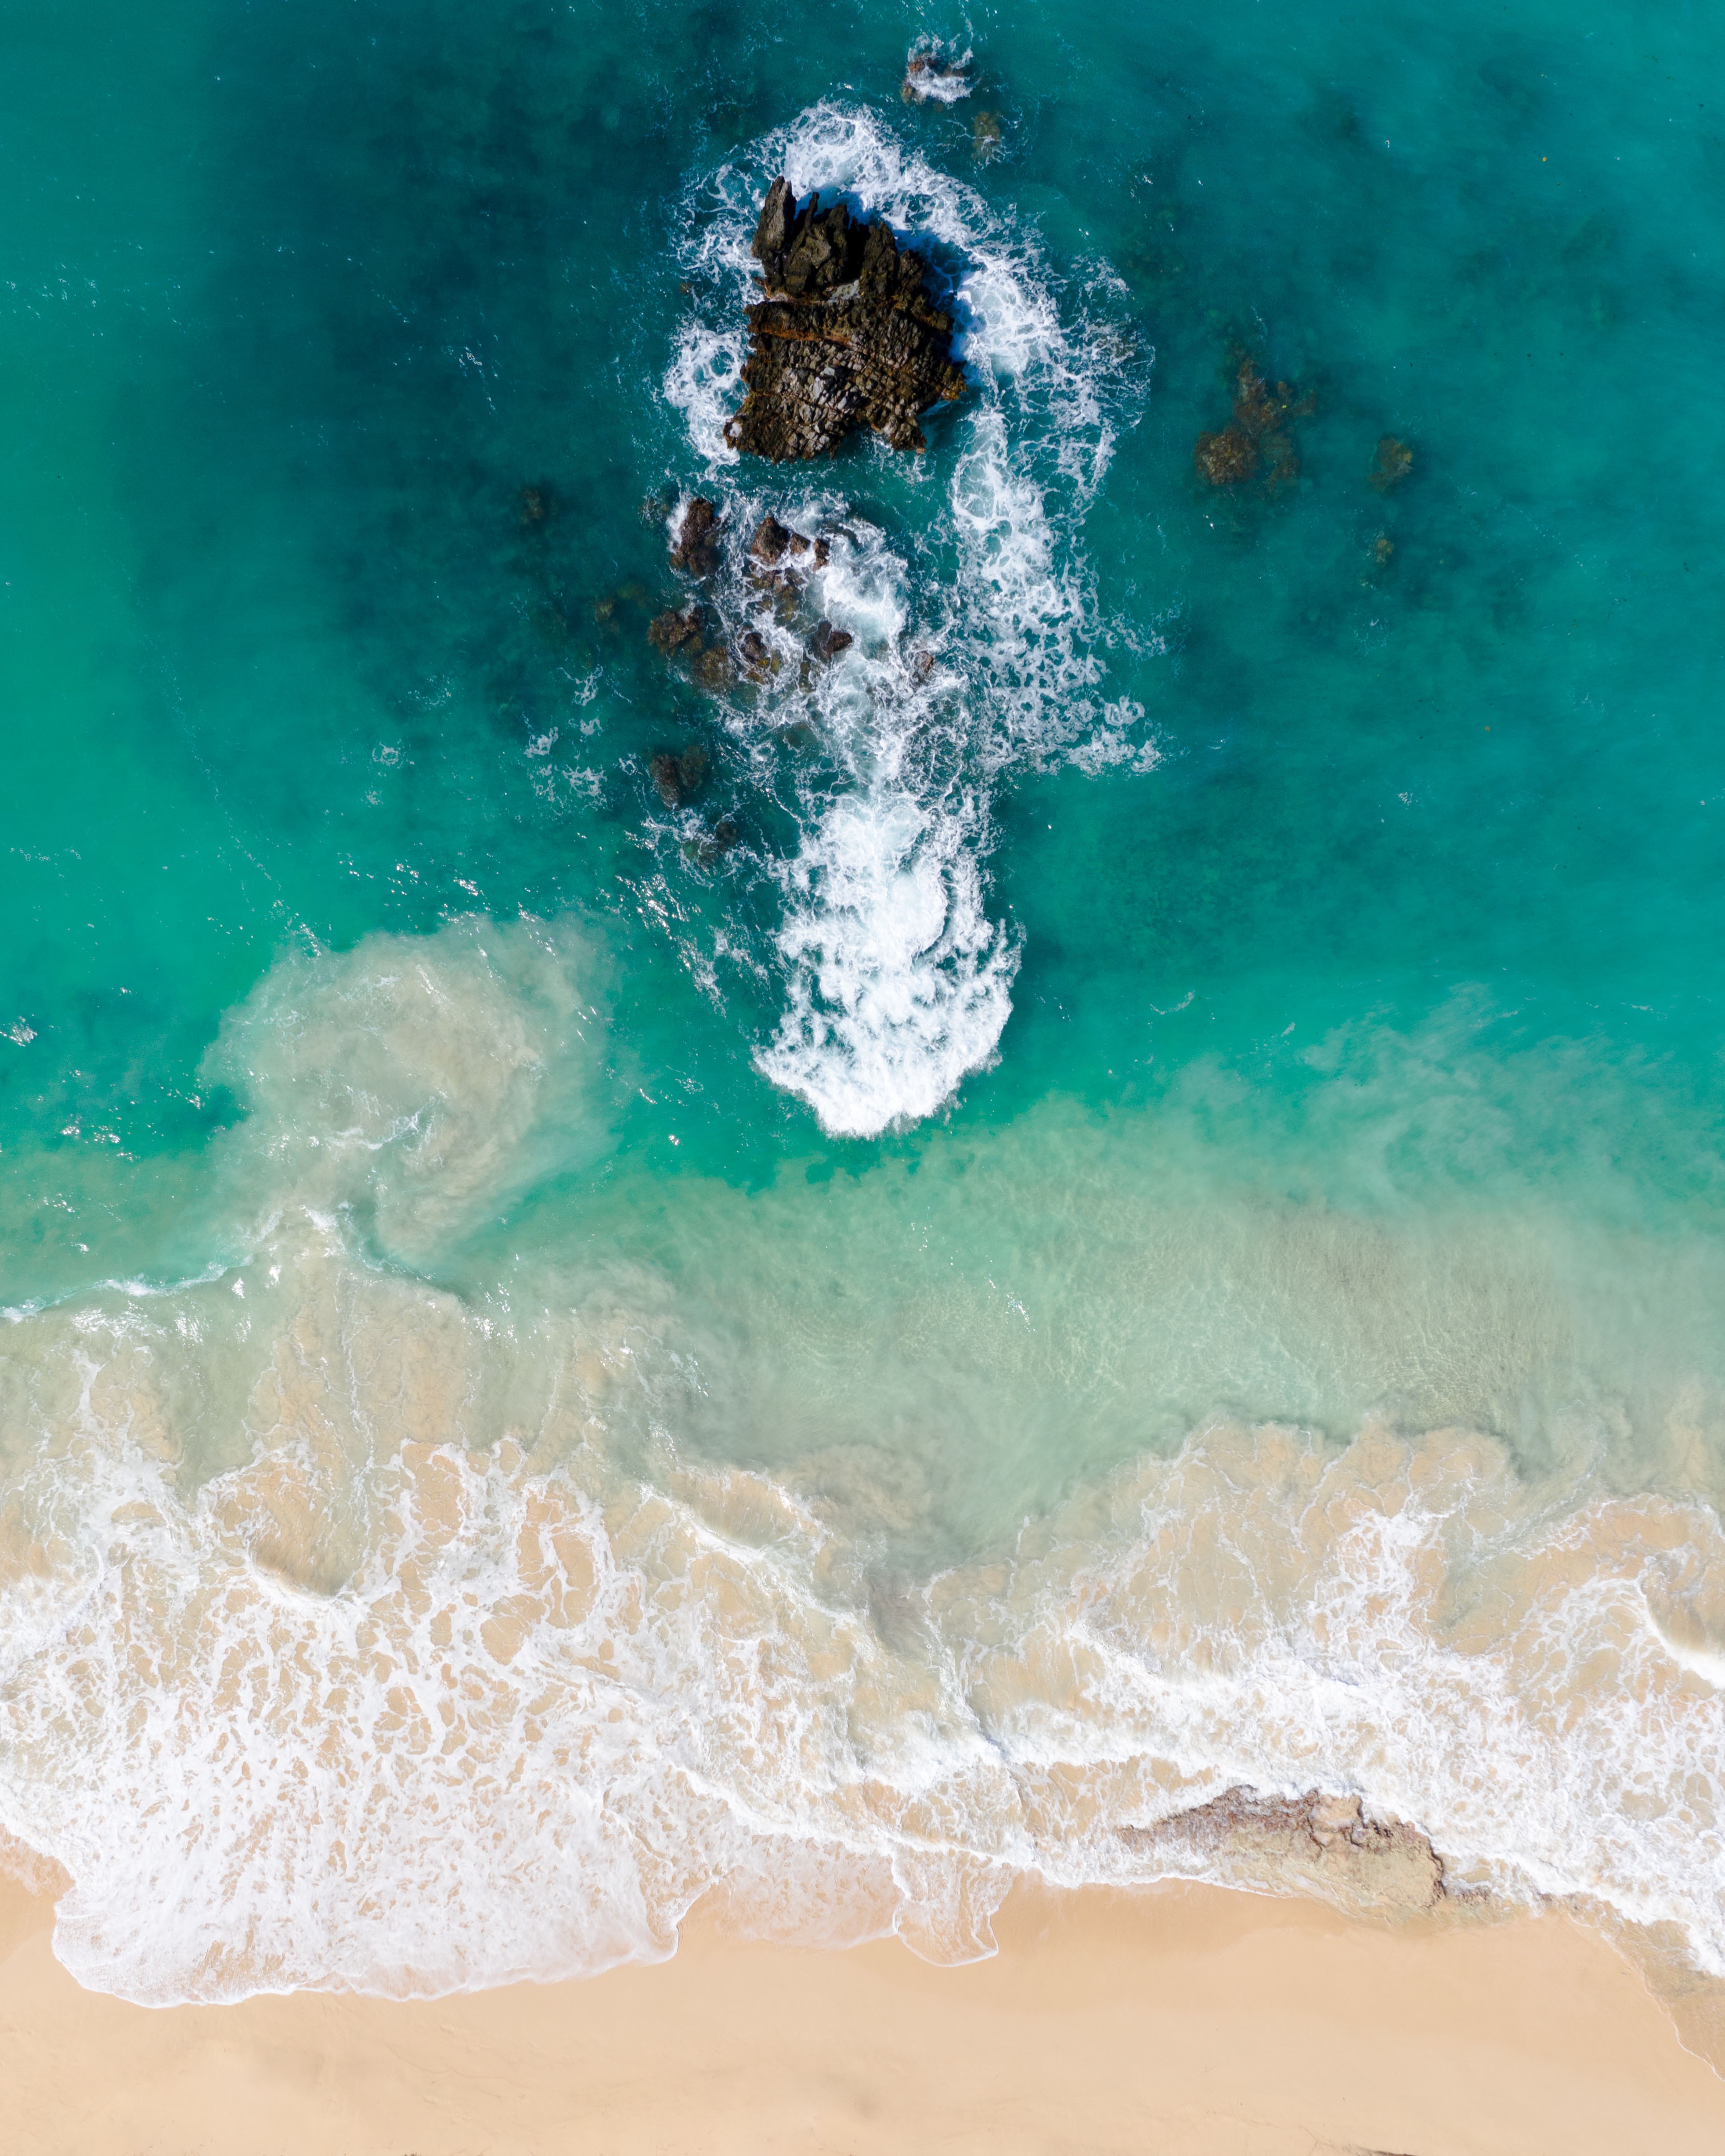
[5,1870,1723,2155]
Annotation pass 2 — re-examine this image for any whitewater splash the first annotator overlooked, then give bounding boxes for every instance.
[902,41,975,105]
[661,105,1154,1139]
[2,922,1724,2005]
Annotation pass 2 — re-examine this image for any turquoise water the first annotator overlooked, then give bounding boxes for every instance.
[3,1,1725,2002]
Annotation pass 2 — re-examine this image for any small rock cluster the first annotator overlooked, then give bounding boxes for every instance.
[648,497,853,686]
[641,494,862,829]
[725,177,968,462]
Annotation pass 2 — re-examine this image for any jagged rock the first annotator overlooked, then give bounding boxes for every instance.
[647,603,705,654]
[670,496,722,575]
[1370,435,1414,491]
[738,629,772,677]
[727,178,968,462]
[750,514,793,565]
[810,620,853,662]
[647,744,709,808]
[753,176,797,261]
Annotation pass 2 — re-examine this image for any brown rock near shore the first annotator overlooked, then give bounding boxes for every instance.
[726,177,968,462]
[1120,1786,1448,1917]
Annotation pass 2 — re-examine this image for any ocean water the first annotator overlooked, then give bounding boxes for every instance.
[4,0,1725,2008]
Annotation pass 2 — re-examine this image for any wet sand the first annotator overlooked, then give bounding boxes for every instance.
[3,1872,1723,2154]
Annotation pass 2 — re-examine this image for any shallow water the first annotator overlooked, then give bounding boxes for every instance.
[3,0,1724,2002]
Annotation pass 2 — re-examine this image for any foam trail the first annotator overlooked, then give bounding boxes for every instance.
[660,105,1153,1137]
[755,789,1018,1138]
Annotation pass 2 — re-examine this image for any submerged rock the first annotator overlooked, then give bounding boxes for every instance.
[692,644,735,692]
[647,602,705,655]
[726,177,968,463]
[1194,426,1259,486]
[686,813,740,867]
[1195,351,1314,491]
[647,744,709,809]
[1370,435,1414,491]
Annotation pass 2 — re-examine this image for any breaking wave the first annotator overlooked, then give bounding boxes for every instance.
[660,104,1154,1138]
[2,923,1723,2006]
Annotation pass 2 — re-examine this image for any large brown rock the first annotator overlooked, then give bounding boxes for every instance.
[726,178,968,462]
[669,496,722,575]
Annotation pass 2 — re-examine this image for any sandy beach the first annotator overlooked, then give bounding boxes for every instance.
[3,1871,1722,2155]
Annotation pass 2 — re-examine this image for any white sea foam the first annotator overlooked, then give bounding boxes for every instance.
[755,789,1019,1138]
[657,106,1152,1137]
[902,42,975,104]
[2,927,1723,2005]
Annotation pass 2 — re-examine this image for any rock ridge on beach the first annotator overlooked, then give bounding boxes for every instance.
[725,176,968,462]
[1120,1788,1449,1915]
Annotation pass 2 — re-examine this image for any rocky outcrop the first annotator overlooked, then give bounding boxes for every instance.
[1120,1788,1447,1915]
[749,514,829,571]
[670,496,722,575]
[726,178,968,463]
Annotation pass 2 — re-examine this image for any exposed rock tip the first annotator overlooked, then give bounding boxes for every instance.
[726,178,968,463]
[750,513,792,565]
[670,495,722,576]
